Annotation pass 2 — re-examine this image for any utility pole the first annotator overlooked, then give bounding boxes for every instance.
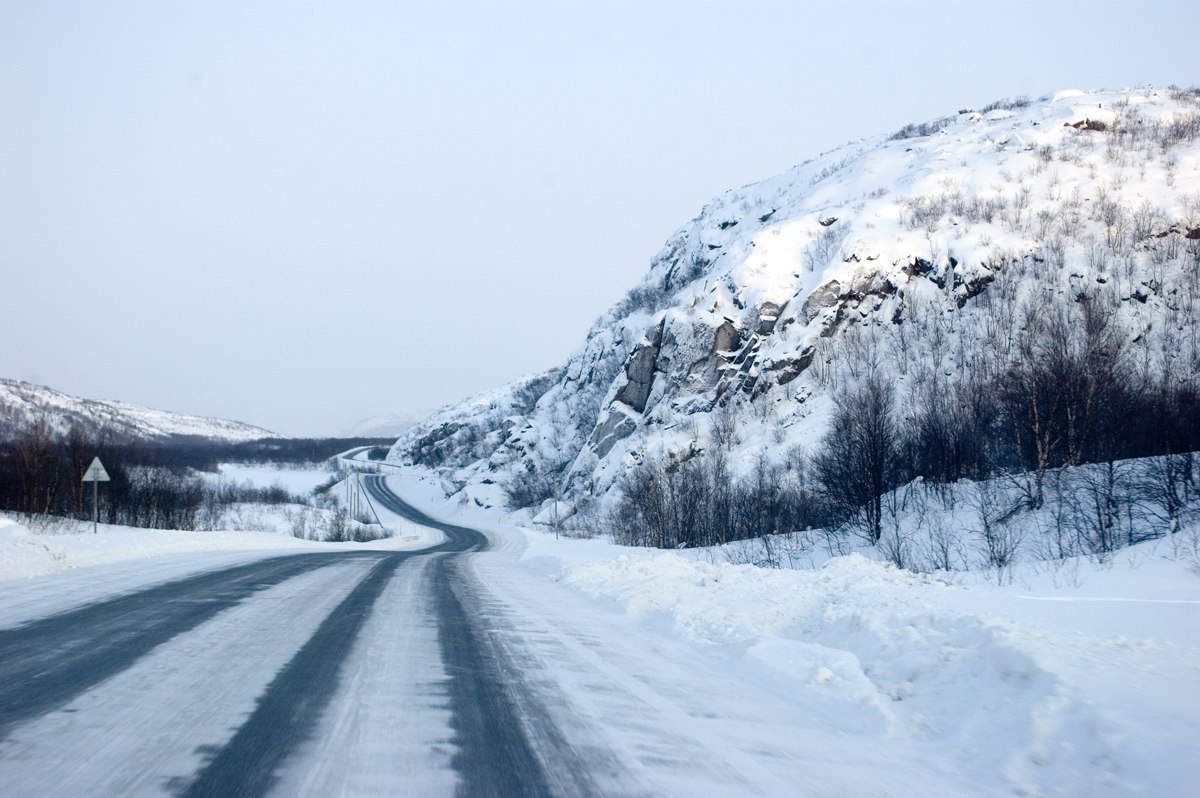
[345,471,361,518]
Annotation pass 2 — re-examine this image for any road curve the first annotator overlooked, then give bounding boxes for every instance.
[362,475,486,552]
[362,475,558,798]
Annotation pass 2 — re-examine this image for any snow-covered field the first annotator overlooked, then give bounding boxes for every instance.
[202,462,338,497]
[2,466,1197,796]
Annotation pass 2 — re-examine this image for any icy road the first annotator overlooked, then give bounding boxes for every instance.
[0,478,572,796]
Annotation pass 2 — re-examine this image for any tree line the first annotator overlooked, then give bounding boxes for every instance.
[611,290,1198,558]
[0,422,393,530]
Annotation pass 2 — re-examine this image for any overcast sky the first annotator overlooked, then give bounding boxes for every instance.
[2,1,1197,436]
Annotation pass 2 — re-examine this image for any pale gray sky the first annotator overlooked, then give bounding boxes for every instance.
[3,1,1196,436]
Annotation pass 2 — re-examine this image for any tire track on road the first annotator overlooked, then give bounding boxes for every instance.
[179,552,406,798]
[366,476,567,797]
[0,553,361,739]
[0,562,374,798]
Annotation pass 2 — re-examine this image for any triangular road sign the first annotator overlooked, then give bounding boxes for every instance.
[82,457,111,482]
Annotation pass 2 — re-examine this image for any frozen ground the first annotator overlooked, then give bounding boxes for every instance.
[1,467,1197,796]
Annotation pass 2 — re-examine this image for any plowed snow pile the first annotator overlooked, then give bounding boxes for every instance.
[536,533,1200,797]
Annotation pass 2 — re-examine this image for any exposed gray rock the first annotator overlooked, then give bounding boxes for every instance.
[713,319,741,354]
[801,280,841,323]
[614,319,666,414]
[756,301,785,336]
[588,406,639,459]
[766,346,816,386]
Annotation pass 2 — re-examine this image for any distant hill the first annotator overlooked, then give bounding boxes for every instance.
[0,379,278,443]
[342,409,431,439]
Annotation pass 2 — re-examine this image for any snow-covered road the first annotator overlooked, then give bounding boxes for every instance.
[0,560,372,795]
[1,475,1196,797]
[0,483,560,797]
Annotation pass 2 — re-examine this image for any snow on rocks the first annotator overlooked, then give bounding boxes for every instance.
[388,86,1200,522]
[0,378,277,442]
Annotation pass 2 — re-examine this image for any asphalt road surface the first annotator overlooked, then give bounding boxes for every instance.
[0,477,587,797]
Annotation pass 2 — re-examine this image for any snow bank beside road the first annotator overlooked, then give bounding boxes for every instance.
[0,516,315,582]
[520,530,1200,797]
[0,507,441,631]
[0,512,437,584]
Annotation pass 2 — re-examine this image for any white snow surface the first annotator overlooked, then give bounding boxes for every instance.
[505,525,1200,796]
[203,462,336,497]
[0,498,439,622]
[1,470,1197,796]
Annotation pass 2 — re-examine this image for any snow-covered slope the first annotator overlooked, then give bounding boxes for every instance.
[389,87,1200,516]
[0,379,278,442]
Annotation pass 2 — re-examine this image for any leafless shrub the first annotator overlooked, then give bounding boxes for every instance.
[968,483,1022,582]
[1139,453,1197,538]
[1008,185,1032,231]
[889,115,956,141]
[877,525,913,570]
[902,194,947,232]
[979,95,1031,114]
[1163,112,1200,148]
[710,401,740,449]
[1130,200,1166,244]
[286,507,313,539]
[923,516,966,572]
[804,225,841,271]
[1094,189,1130,253]
[1034,209,1055,239]
[325,510,351,542]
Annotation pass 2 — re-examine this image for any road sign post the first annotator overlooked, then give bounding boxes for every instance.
[81,457,110,535]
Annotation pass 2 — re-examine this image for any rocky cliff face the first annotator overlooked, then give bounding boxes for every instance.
[389,87,1200,518]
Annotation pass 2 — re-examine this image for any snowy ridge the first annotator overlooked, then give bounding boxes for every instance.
[0,379,278,442]
[390,87,1200,515]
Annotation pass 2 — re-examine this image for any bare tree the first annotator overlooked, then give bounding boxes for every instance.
[813,373,899,543]
[13,417,59,516]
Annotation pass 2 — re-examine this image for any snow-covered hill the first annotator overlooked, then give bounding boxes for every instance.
[342,409,430,439]
[0,379,278,443]
[389,87,1200,519]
